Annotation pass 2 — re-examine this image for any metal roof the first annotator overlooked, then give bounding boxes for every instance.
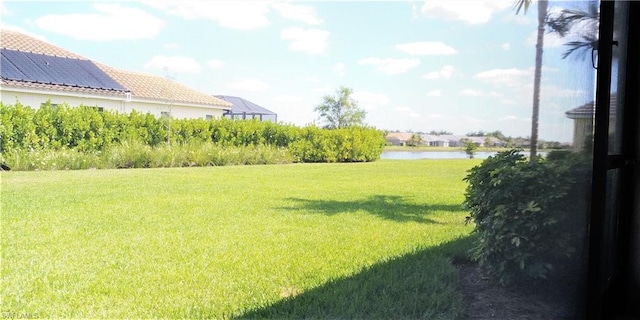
[215,95,276,115]
[1,48,127,92]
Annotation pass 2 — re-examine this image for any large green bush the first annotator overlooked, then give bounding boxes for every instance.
[463,149,590,285]
[0,102,385,169]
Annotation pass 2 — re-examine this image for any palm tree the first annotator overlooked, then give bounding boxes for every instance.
[514,0,548,163]
[546,1,599,60]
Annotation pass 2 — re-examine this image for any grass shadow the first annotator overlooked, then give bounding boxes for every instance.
[280,195,462,224]
[235,236,475,319]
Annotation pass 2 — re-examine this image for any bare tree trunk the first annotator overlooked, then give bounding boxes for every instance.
[530,0,548,163]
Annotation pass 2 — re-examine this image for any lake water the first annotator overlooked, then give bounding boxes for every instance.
[381,150,545,160]
[381,151,502,160]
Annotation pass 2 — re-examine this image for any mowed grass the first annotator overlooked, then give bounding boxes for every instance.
[1,159,480,318]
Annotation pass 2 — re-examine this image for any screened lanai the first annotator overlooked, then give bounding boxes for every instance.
[215,95,277,122]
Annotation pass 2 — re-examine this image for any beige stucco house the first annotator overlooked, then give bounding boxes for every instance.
[565,97,616,151]
[0,30,231,118]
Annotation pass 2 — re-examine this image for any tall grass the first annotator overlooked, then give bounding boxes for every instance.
[0,141,294,170]
[1,159,480,318]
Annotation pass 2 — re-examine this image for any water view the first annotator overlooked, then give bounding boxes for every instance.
[381,151,544,160]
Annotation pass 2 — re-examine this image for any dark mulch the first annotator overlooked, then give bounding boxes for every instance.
[455,260,587,320]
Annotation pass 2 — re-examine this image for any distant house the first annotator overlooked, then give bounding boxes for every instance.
[385,132,414,146]
[438,135,504,147]
[420,134,449,147]
[215,95,277,122]
[0,30,231,118]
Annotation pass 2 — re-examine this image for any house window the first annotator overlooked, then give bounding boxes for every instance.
[91,107,104,112]
[205,115,213,120]
[161,111,170,119]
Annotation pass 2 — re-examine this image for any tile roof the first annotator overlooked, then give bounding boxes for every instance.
[385,132,414,141]
[99,64,231,107]
[1,29,84,58]
[1,29,231,108]
[565,95,616,119]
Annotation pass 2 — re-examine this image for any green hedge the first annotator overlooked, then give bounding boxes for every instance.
[0,102,385,166]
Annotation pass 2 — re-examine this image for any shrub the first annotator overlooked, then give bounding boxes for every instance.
[463,149,590,285]
[0,103,385,168]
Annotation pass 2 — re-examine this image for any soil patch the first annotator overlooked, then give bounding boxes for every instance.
[456,260,586,319]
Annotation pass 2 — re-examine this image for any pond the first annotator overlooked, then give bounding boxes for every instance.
[380,150,544,160]
[380,151,497,160]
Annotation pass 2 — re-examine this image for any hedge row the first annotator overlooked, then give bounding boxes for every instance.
[0,102,386,163]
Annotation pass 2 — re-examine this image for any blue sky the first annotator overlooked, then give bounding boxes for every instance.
[1,1,597,142]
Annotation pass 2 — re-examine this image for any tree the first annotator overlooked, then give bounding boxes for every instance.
[514,0,548,163]
[407,133,423,147]
[314,86,366,129]
[484,137,495,149]
[546,1,599,60]
[461,139,478,159]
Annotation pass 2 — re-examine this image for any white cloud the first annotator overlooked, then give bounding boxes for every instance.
[333,63,346,77]
[501,42,510,50]
[427,89,442,97]
[474,67,533,87]
[421,0,511,24]
[352,91,390,111]
[499,115,519,121]
[145,55,202,73]
[395,42,457,55]
[271,2,324,25]
[281,27,329,55]
[542,86,585,98]
[459,89,504,97]
[140,1,270,30]
[206,60,225,70]
[358,57,421,74]
[35,3,165,41]
[422,65,454,80]
[228,78,270,92]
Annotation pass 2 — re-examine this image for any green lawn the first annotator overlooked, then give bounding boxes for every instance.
[1,159,480,318]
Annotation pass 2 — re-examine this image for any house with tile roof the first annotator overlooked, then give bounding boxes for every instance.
[0,30,231,119]
[565,96,615,151]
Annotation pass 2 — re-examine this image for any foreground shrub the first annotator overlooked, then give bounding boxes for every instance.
[462,149,590,285]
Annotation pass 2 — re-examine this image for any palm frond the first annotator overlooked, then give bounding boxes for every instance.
[561,37,599,60]
[513,0,531,15]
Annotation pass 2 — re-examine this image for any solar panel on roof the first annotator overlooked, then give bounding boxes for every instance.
[1,53,26,80]
[0,49,126,91]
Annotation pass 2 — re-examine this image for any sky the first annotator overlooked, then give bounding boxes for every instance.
[1,0,598,142]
